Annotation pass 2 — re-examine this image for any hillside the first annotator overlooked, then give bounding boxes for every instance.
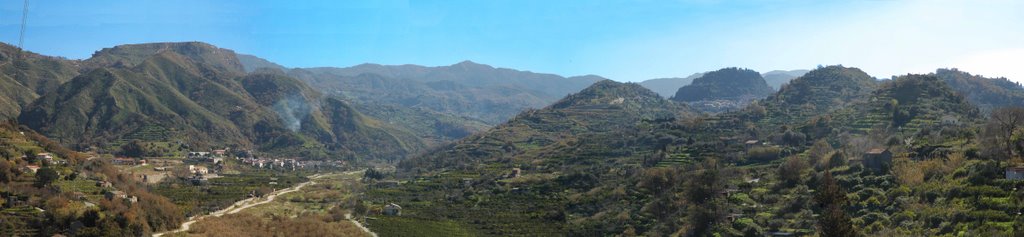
[288,61,605,124]
[369,70,1022,236]
[365,80,699,235]
[0,43,81,119]
[762,69,809,90]
[751,65,879,125]
[638,73,703,98]
[16,42,425,160]
[821,74,980,137]
[402,80,688,171]
[0,121,184,236]
[671,67,773,112]
[934,68,1024,112]
[81,42,245,75]
[237,53,288,73]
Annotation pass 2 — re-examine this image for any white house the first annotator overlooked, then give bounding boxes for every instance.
[189,165,209,175]
[36,153,54,163]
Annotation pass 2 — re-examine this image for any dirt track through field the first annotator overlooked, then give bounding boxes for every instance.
[153,171,376,237]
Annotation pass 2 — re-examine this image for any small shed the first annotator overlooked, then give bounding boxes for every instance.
[22,165,40,173]
[383,203,402,216]
[744,140,761,149]
[104,191,127,200]
[1006,167,1024,180]
[861,148,892,172]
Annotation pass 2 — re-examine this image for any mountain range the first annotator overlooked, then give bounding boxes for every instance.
[9,42,424,160]
[382,63,1017,235]
[3,40,1024,236]
[1,41,1022,162]
[638,69,808,98]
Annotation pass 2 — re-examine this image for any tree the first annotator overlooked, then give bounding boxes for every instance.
[982,107,1024,160]
[0,160,14,183]
[120,140,146,158]
[684,159,724,236]
[779,156,808,187]
[363,167,384,181]
[34,167,59,188]
[815,171,856,237]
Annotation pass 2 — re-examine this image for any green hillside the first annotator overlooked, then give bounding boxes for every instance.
[16,42,426,160]
[672,67,773,102]
[935,68,1024,113]
[0,121,184,236]
[0,43,80,119]
[751,65,879,126]
[672,67,774,112]
[288,61,604,124]
[366,70,1023,236]
[359,80,700,235]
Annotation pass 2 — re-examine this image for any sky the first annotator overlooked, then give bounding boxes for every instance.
[0,0,1021,83]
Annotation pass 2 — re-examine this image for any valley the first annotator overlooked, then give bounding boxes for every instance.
[0,41,1023,236]
[155,171,373,237]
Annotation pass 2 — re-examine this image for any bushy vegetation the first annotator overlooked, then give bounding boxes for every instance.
[0,121,184,236]
[672,67,773,103]
[375,70,1024,236]
[15,42,428,160]
[189,212,369,237]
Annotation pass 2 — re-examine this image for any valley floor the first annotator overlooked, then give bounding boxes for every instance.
[156,171,374,237]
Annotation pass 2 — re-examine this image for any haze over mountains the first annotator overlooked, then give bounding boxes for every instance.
[638,69,808,98]
[383,63,1023,235]
[2,41,1022,160]
[3,40,1024,236]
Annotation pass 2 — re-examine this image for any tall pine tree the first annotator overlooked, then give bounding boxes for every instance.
[815,171,857,237]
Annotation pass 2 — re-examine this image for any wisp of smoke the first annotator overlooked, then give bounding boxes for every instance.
[273,94,312,132]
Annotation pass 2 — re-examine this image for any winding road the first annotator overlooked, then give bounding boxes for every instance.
[152,171,374,237]
[152,180,314,237]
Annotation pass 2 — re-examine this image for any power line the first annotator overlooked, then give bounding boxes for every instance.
[18,0,29,50]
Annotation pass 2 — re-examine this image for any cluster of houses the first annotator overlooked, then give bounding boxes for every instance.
[238,157,347,171]
[240,158,299,170]
[93,180,138,204]
[188,150,225,164]
[16,153,66,173]
[35,152,67,165]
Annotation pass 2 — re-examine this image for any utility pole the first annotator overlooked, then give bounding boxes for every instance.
[19,0,29,50]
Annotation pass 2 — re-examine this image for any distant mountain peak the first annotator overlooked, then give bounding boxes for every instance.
[84,41,244,74]
[639,73,705,97]
[237,53,288,73]
[548,80,667,110]
[672,67,772,102]
[450,60,494,70]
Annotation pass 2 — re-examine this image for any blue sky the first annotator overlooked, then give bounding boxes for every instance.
[1,0,1022,82]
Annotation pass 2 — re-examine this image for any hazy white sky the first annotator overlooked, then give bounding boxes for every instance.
[578,0,1024,82]
[1,0,1021,82]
